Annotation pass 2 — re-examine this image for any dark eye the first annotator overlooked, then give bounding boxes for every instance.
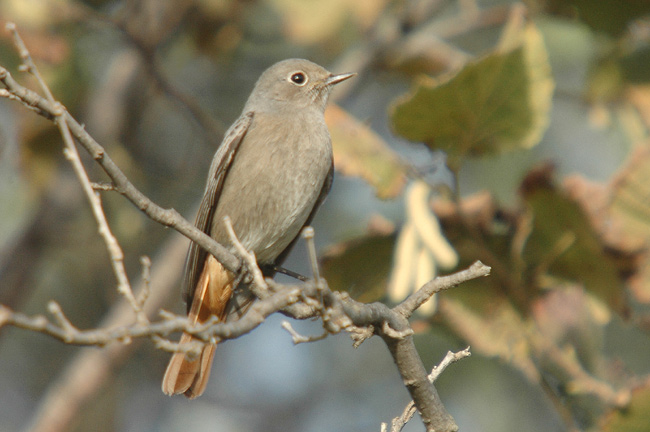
[289,71,307,86]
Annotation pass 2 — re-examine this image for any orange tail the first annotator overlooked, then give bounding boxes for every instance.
[162,255,234,399]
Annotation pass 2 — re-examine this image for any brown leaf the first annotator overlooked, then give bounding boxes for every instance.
[609,146,650,304]
[326,104,407,199]
[519,165,630,314]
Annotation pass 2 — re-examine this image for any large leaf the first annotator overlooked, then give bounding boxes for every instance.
[390,23,554,169]
[326,105,407,199]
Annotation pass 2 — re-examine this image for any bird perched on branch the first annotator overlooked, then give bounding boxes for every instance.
[162,58,355,398]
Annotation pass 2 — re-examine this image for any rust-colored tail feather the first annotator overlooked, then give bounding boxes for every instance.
[162,255,233,398]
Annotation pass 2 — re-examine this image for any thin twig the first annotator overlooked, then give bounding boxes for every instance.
[385,348,472,432]
[91,182,117,191]
[60,112,143,321]
[394,261,491,318]
[223,216,269,296]
[5,22,55,102]
[281,321,329,344]
[47,301,79,343]
[6,23,146,323]
[0,62,241,274]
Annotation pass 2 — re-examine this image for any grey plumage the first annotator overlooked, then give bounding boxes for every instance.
[163,59,354,398]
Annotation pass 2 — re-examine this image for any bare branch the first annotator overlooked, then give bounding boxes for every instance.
[380,315,457,432]
[429,347,472,382]
[25,235,189,432]
[6,23,145,322]
[0,283,301,348]
[394,260,491,318]
[1,259,485,432]
[47,301,79,342]
[5,22,56,102]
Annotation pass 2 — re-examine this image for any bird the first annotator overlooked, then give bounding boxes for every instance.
[162,58,354,398]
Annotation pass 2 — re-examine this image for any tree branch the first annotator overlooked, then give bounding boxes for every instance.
[395,260,491,318]
[385,348,472,432]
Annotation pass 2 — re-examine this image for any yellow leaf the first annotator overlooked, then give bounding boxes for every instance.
[326,104,407,199]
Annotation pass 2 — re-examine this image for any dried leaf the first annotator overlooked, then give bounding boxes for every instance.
[520,165,628,314]
[609,146,650,304]
[326,104,407,199]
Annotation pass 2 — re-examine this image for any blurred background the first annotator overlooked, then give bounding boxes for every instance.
[2,0,650,431]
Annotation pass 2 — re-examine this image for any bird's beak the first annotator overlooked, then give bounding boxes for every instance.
[325,72,356,86]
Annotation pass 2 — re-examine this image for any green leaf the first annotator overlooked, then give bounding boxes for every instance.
[390,23,554,169]
[320,228,396,302]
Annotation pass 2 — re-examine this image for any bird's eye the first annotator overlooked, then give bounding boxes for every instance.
[289,71,307,86]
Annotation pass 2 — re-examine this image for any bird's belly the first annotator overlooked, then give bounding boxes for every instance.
[212,133,331,264]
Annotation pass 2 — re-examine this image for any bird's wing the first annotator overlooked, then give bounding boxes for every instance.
[182,111,254,310]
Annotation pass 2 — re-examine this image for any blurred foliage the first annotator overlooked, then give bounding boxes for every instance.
[601,381,650,432]
[3,0,650,432]
[519,165,631,315]
[545,0,650,37]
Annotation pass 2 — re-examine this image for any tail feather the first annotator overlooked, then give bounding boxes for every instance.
[162,255,233,398]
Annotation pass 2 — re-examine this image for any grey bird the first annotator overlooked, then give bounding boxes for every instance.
[162,58,355,398]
